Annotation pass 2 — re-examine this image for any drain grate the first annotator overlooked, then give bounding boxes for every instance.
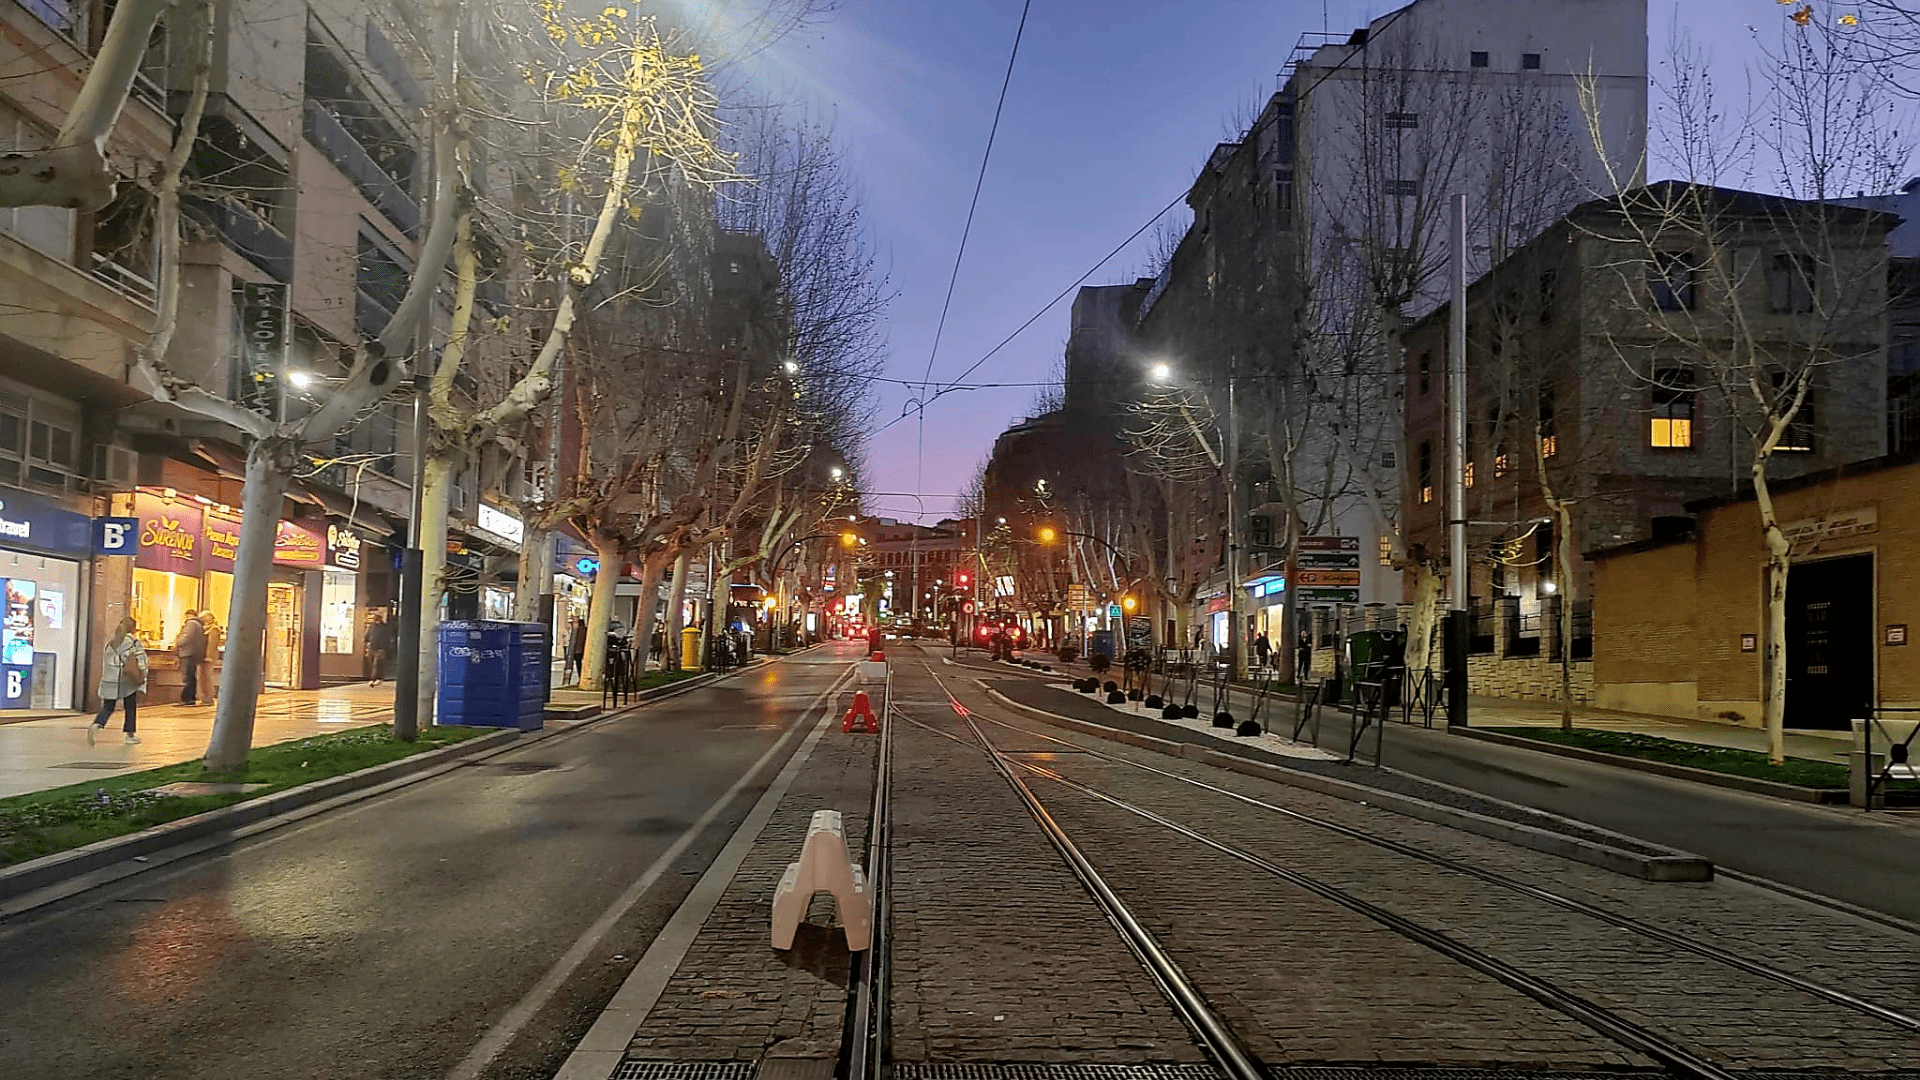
[1256,1071,1656,1080]
[894,1068,1220,1080]
[465,761,562,774]
[50,761,136,770]
[611,1063,756,1080]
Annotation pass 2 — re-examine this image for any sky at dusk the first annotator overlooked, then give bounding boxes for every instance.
[742,0,1777,523]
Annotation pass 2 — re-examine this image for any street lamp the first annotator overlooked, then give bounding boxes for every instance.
[1149,361,1172,383]
[830,466,844,481]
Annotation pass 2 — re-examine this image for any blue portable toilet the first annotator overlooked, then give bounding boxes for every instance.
[438,620,547,730]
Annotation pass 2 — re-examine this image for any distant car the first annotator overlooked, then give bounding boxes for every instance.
[974,621,1025,645]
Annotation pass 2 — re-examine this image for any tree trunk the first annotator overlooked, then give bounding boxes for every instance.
[665,552,690,671]
[1756,472,1792,766]
[415,450,455,726]
[203,437,296,769]
[580,533,622,691]
[515,527,549,623]
[1402,562,1444,677]
[633,551,670,674]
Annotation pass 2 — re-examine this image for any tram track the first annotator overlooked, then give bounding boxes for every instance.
[901,662,1920,1080]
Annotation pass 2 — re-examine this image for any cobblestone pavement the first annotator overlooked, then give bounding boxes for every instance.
[624,686,878,1064]
[886,669,1205,1065]
[933,670,1920,1072]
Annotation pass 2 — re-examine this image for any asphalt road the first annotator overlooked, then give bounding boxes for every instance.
[0,645,858,1080]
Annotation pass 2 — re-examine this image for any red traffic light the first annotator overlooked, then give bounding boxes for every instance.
[962,600,975,614]
[956,572,971,588]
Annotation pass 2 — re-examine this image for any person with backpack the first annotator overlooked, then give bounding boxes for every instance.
[174,611,207,706]
[90,617,148,745]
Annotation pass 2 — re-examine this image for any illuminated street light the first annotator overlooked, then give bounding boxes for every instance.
[830,466,844,480]
[784,360,798,374]
[1149,362,1172,383]
[287,370,314,389]
[1037,526,1058,544]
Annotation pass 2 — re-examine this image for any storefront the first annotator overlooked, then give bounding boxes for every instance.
[125,488,329,696]
[0,485,92,711]
[319,523,369,684]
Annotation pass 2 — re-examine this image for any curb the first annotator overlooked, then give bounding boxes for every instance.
[0,661,766,909]
[984,688,1713,883]
[1448,727,1849,805]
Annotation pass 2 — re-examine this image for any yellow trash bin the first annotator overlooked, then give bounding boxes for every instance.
[681,625,703,671]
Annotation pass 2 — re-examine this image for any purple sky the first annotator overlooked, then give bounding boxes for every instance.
[750,0,1773,522]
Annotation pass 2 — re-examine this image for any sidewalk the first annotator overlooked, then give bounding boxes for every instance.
[0,680,620,800]
[1461,696,1852,764]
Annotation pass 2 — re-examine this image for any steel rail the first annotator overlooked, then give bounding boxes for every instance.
[954,708,1920,1035]
[918,668,1266,1080]
[843,661,893,1080]
[904,676,1743,1080]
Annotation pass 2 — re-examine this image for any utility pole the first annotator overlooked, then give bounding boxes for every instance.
[394,372,430,741]
[1224,354,1242,681]
[1445,193,1471,727]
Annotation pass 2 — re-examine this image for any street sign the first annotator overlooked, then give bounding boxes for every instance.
[1067,583,1089,608]
[1107,603,1122,618]
[1297,551,1360,570]
[1295,569,1361,587]
[1126,615,1153,650]
[1299,535,1360,552]
[1298,586,1361,604]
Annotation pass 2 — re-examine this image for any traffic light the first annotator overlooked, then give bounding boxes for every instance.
[956,571,971,589]
[962,600,975,614]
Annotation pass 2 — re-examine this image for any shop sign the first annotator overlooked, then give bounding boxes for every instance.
[92,514,139,556]
[273,520,324,567]
[239,281,290,416]
[133,492,202,573]
[326,524,363,570]
[0,485,96,558]
[1206,595,1230,614]
[475,502,523,546]
[202,506,241,573]
[573,557,599,576]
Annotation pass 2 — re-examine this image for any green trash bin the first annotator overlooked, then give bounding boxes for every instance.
[1344,629,1407,704]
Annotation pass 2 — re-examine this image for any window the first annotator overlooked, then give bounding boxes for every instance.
[1379,535,1394,567]
[1464,461,1476,488]
[1651,368,1696,448]
[1538,269,1558,325]
[1768,253,1815,313]
[1494,449,1511,477]
[1522,52,1542,70]
[356,228,412,315]
[1418,350,1431,395]
[0,102,76,261]
[1385,178,1419,198]
[1384,111,1420,129]
[1275,171,1294,231]
[728,259,742,275]
[1650,250,1698,311]
[1772,372,1816,452]
[1380,450,1396,469]
[1470,50,1490,68]
[1418,440,1434,504]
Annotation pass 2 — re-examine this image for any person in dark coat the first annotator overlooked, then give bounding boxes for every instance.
[1253,631,1272,669]
[175,612,207,706]
[1297,631,1314,683]
[567,617,587,684]
[364,612,396,686]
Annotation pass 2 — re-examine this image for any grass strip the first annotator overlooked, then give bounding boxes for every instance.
[0,724,487,869]
[1486,726,1851,788]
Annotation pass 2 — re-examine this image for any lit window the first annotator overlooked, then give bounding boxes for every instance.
[1540,434,1558,458]
[1379,535,1394,566]
[1652,368,1696,449]
[1464,461,1475,488]
[1418,440,1434,504]
[1493,451,1511,477]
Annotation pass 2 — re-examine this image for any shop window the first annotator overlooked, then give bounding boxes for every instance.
[204,571,234,638]
[131,568,200,648]
[321,570,357,654]
[1652,368,1696,449]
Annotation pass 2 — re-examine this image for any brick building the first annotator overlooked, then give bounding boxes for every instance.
[1402,185,1896,702]
[1591,453,1920,731]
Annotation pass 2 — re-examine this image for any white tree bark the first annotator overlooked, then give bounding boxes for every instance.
[580,533,622,691]
[665,552,690,670]
[201,438,296,768]
[413,452,455,726]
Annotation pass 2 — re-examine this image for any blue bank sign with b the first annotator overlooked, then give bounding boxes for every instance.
[93,517,140,555]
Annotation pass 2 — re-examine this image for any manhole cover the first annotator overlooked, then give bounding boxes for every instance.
[51,761,136,770]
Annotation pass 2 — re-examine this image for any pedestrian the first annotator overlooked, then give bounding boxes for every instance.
[89,616,147,745]
[1253,631,1272,669]
[199,610,223,704]
[174,610,206,706]
[364,610,394,686]
[567,617,587,684]
[1297,630,1314,683]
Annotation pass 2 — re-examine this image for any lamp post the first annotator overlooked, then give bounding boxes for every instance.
[1147,360,1239,677]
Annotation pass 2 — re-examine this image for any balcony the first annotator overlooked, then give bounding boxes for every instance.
[186,196,293,282]
[303,100,421,238]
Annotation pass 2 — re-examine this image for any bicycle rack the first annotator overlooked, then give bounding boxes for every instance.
[1292,680,1324,745]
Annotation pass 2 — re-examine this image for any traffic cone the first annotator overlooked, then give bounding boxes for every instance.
[843,690,878,733]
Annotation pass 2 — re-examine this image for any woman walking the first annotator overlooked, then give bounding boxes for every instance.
[90,616,148,745]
